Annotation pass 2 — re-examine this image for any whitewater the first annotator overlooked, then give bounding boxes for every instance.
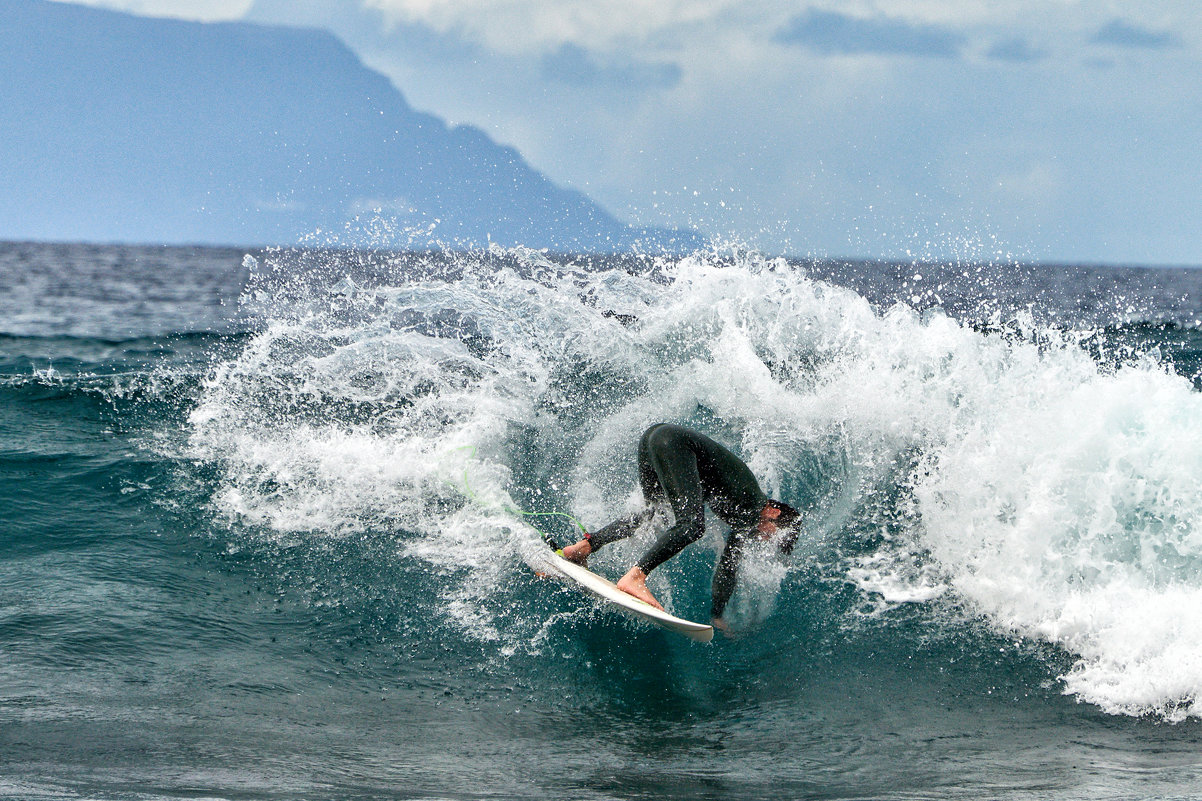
[185,245,1202,720]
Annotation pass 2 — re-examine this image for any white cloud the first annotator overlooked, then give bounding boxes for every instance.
[355,0,1202,58]
[50,0,253,21]
[361,0,739,52]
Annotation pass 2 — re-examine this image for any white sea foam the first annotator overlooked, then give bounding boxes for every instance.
[913,356,1202,719]
[188,246,1202,716]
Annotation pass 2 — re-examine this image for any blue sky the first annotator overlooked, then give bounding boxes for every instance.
[53,0,1202,265]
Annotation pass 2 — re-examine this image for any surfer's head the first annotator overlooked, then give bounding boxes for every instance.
[761,499,800,528]
[758,500,802,552]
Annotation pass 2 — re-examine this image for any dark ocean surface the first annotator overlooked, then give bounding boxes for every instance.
[3,240,1202,800]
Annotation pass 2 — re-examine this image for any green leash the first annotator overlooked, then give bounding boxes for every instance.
[450,445,586,549]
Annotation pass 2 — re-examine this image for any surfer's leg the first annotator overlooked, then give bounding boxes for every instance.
[614,426,704,609]
[564,426,667,563]
[584,509,656,550]
[573,425,668,551]
[563,508,654,563]
[636,423,667,501]
[633,433,705,574]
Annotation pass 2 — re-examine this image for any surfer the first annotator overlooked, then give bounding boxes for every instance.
[561,423,800,632]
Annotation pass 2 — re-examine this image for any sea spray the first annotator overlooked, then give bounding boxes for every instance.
[187,245,1202,718]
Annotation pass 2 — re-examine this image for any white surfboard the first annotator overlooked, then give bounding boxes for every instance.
[540,549,714,643]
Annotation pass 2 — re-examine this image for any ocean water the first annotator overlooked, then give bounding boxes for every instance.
[3,239,1202,800]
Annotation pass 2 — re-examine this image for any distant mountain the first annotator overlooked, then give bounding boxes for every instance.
[0,0,701,252]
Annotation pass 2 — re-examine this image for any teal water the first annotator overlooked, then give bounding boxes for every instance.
[3,242,1202,800]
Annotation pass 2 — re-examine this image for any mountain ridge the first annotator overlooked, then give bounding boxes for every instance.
[0,0,701,252]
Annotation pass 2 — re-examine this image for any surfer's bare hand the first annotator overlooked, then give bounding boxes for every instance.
[616,567,664,611]
[562,538,592,565]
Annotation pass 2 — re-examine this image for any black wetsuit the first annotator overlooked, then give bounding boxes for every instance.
[587,423,769,620]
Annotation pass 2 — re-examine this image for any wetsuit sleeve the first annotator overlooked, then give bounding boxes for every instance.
[710,529,751,619]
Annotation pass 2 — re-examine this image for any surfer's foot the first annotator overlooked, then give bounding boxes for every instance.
[562,538,592,565]
[616,567,664,611]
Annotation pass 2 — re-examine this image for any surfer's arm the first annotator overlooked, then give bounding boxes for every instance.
[710,532,747,621]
